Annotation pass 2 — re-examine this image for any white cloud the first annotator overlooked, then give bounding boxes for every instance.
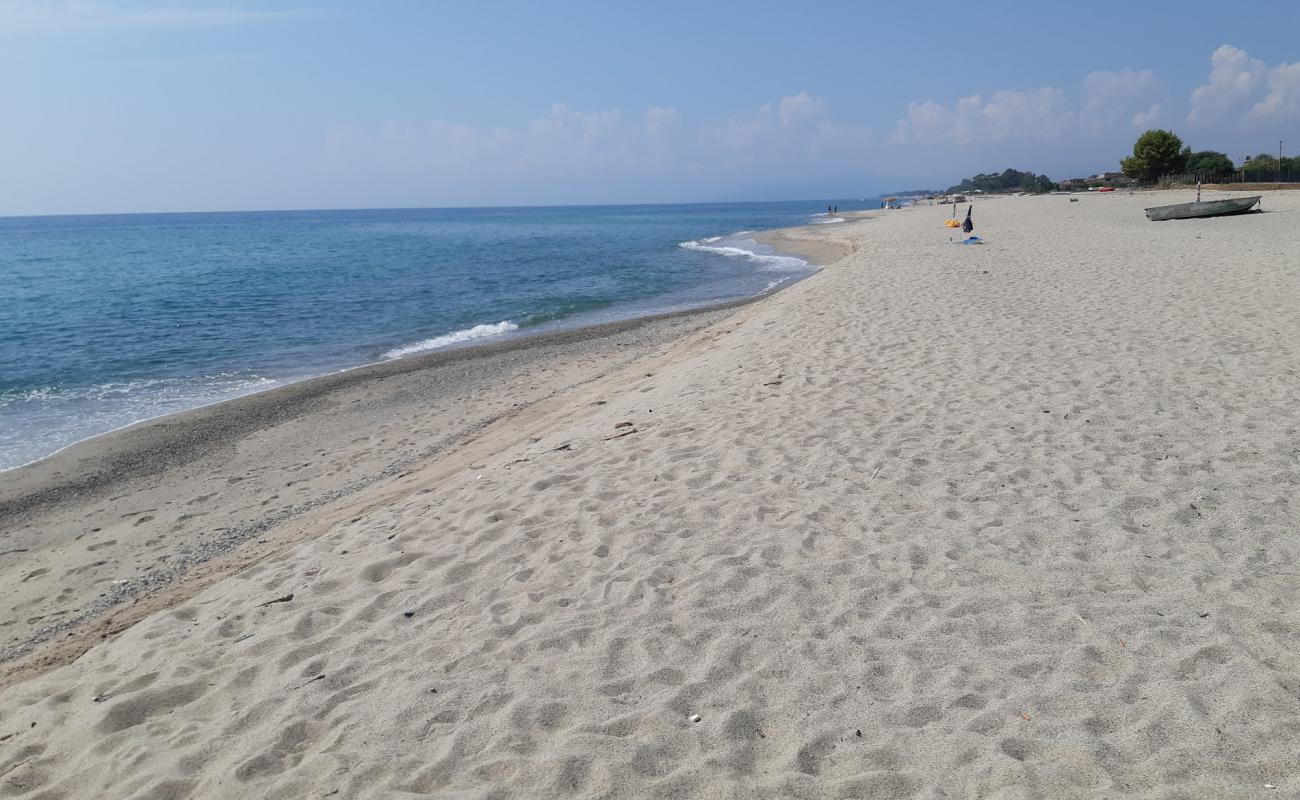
[890,44,1299,154]
[1132,103,1162,128]
[700,92,868,161]
[778,91,823,126]
[319,96,871,205]
[1186,45,1300,126]
[891,88,1071,145]
[702,114,767,151]
[644,107,679,135]
[1083,69,1160,131]
[890,99,956,144]
[983,88,1071,140]
[0,1,312,34]
[1187,45,1267,125]
[891,67,1165,146]
[1251,60,1300,120]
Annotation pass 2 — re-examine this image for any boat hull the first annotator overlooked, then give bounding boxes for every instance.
[1145,196,1261,221]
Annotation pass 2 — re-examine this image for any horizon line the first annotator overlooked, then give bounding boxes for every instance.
[0,196,894,222]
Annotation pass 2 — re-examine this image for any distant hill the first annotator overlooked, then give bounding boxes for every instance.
[947,168,1055,194]
[882,168,1056,197]
[880,188,942,198]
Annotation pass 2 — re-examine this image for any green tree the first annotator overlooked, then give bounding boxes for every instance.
[1184,150,1234,177]
[945,168,1057,194]
[1120,129,1188,182]
[1242,153,1279,178]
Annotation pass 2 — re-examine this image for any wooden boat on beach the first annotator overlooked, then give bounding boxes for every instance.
[1145,195,1261,221]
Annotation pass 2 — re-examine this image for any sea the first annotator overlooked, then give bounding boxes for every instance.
[0,200,868,471]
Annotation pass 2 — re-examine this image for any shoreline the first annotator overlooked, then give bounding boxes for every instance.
[0,303,748,679]
[1,223,853,479]
[0,221,857,681]
[3,190,1300,796]
[0,293,768,515]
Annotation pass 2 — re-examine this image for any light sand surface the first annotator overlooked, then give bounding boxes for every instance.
[3,190,1300,798]
[0,304,772,683]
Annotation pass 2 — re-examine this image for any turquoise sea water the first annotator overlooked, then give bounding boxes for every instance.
[0,201,866,470]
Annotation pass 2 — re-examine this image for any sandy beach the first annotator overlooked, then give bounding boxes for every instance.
[3,189,1300,798]
[0,299,815,683]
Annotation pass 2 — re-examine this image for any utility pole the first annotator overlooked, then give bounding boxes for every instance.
[1281,140,1285,183]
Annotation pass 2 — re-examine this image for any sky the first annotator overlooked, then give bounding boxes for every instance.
[2,0,1299,215]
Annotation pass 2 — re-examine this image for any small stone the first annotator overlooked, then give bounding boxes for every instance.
[403,611,415,619]
[688,714,701,723]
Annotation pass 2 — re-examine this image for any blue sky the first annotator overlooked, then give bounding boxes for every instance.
[2,0,1298,214]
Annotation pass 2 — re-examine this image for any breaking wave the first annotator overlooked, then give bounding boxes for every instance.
[383,320,520,359]
[677,240,810,271]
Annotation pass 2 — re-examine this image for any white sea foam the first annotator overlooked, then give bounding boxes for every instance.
[678,241,760,257]
[810,216,846,224]
[0,372,282,472]
[677,240,810,271]
[384,320,519,359]
[0,374,278,409]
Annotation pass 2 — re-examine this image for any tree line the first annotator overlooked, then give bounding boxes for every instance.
[884,133,1292,198]
[1120,129,1297,182]
[947,169,1057,194]
[883,169,1058,197]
